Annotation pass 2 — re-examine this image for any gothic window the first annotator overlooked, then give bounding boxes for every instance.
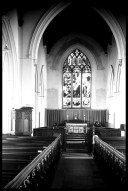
[116,63,121,92]
[63,49,91,108]
[40,65,44,97]
[35,65,38,92]
[110,65,114,96]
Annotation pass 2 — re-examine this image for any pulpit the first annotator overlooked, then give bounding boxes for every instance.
[15,107,33,136]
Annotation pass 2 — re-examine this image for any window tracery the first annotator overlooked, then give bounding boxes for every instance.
[116,61,122,92]
[110,65,114,96]
[63,49,91,108]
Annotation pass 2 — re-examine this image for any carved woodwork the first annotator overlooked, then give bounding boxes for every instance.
[15,107,33,136]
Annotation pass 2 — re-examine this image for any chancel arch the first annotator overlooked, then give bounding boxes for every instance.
[27,2,125,127]
[93,8,125,60]
[28,2,71,60]
[1,3,126,190]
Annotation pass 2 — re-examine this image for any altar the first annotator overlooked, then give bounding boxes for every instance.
[65,121,88,149]
[66,121,88,135]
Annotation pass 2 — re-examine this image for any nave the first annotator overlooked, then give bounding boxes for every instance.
[2,2,126,190]
[2,128,126,190]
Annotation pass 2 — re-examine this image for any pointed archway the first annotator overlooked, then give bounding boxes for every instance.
[28,2,125,128]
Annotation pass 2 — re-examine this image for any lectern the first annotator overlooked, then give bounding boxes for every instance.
[15,107,33,136]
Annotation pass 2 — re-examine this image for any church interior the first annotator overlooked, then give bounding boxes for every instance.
[2,0,126,190]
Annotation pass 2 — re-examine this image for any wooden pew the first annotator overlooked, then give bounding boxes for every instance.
[4,136,55,142]
[100,136,126,155]
[2,158,32,188]
[2,140,52,147]
[33,127,66,150]
[101,137,125,146]
[86,127,122,153]
[3,134,61,190]
[93,135,126,186]
[2,135,56,189]
[99,128,121,137]
[2,152,38,162]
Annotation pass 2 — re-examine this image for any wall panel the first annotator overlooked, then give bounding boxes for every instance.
[45,109,107,127]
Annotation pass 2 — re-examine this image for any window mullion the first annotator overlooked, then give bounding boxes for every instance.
[62,48,91,108]
[71,72,73,108]
[81,71,82,108]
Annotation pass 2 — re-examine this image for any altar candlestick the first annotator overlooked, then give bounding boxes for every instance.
[84,115,85,122]
[39,112,40,128]
[67,114,68,122]
[74,114,77,120]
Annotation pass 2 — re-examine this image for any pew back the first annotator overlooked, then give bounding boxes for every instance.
[3,134,61,190]
[2,135,57,189]
[93,135,126,185]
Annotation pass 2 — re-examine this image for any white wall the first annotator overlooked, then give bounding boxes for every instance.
[20,10,42,107]
[2,8,125,133]
[47,39,108,109]
[7,10,19,58]
[95,69,107,109]
[2,11,19,134]
[35,41,47,127]
[106,37,126,128]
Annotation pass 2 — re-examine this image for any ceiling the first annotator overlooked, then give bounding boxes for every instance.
[43,0,126,54]
[43,2,113,54]
[2,0,125,54]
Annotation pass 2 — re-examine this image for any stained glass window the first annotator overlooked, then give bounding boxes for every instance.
[63,49,91,108]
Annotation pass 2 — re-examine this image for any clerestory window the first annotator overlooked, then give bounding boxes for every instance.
[62,48,91,108]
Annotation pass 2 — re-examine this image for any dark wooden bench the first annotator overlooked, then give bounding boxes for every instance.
[2,135,57,189]
[2,140,52,146]
[2,151,38,160]
[101,136,126,154]
[4,136,55,142]
[87,127,123,153]
[93,135,126,186]
[33,127,66,150]
[2,158,32,188]
[3,134,61,190]
[99,128,121,137]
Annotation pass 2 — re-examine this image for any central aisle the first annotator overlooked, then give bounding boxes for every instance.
[49,148,123,190]
[50,151,107,190]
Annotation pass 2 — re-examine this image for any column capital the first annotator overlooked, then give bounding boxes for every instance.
[118,59,122,66]
[33,59,38,66]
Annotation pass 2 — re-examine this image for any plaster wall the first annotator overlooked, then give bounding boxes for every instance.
[36,40,47,127]
[47,59,59,108]
[106,37,125,128]
[2,12,20,134]
[22,10,43,58]
[95,69,107,109]
[18,11,43,108]
[47,40,108,109]
[21,58,34,106]
[7,10,19,58]
[114,15,126,39]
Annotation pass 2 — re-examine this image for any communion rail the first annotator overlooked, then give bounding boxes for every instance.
[3,134,61,190]
[93,135,126,184]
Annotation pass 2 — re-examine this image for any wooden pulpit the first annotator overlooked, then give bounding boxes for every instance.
[15,107,33,136]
